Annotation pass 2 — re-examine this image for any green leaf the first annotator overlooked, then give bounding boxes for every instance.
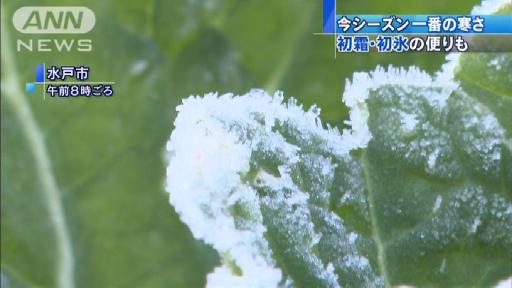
[1,0,501,287]
[165,6,512,288]
[1,2,219,287]
[361,65,511,287]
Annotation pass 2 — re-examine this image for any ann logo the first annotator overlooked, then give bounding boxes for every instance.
[23,9,83,30]
[13,7,95,34]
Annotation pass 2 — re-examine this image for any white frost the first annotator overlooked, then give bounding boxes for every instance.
[164,2,510,286]
[438,0,509,81]
[166,90,356,287]
[207,265,281,288]
[440,258,446,273]
[167,91,283,287]
[472,0,510,14]
[427,148,440,171]
[470,217,481,233]
[345,65,456,115]
[489,57,503,70]
[494,276,512,288]
[399,111,417,132]
[433,195,443,213]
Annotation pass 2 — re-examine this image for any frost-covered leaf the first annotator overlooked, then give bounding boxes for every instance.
[166,2,512,287]
[166,89,378,288]
[0,0,412,286]
[358,64,511,287]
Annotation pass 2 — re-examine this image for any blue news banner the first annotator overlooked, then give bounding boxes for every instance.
[322,0,512,53]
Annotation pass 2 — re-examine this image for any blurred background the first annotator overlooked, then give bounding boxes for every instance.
[1,0,480,287]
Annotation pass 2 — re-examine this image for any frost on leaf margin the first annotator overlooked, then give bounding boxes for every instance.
[166,90,377,287]
[165,0,511,287]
